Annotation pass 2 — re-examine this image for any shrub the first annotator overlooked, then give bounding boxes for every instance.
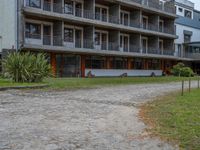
[2,52,52,82]
[171,62,194,77]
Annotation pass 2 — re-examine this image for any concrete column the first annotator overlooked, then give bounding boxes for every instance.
[106,57,112,69]
[50,53,56,77]
[127,58,132,70]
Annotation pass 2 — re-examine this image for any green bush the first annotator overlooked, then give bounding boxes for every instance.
[2,52,52,82]
[171,62,194,77]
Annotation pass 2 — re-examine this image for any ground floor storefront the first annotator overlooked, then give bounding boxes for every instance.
[49,53,176,77]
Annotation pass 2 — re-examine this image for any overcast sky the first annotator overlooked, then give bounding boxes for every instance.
[189,0,200,11]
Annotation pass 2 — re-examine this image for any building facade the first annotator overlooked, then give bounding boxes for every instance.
[175,0,200,74]
[0,0,197,77]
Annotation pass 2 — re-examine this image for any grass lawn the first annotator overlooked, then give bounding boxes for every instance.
[0,76,199,89]
[140,89,200,150]
[0,78,45,87]
[44,76,199,89]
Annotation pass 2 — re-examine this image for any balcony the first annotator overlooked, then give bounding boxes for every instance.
[124,0,175,14]
[24,1,176,37]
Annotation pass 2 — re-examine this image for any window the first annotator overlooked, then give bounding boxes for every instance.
[112,58,127,69]
[120,12,129,26]
[134,58,144,70]
[178,7,183,12]
[184,10,192,18]
[64,28,74,42]
[85,56,106,69]
[64,0,73,14]
[159,20,164,32]
[184,34,191,43]
[148,59,160,70]
[95,7,101,20]
[95,32,100,45]
[25,23,41,39]
[26,0,41,8]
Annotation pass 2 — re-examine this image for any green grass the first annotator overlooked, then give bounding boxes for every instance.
[0,76,199,89]
[44,76,199,90]
[0,78,45,87]
[141,89,200,150]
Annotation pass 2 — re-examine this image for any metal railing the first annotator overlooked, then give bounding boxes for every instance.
[108,42,119,51]
[25,1,175,35]
[129,45,140,53]
[43,35,51,45]
[25,33,41,39]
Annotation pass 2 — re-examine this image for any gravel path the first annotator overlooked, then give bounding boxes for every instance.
[0,81,198,150]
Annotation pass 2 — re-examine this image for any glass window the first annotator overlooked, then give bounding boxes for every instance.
[184,10,192,18]
[184,34,191,43]
[26,0,41,8]
[148,59,160,70]
[95,7,101,20]
[178,7,183,12]
[102,8,107,22]
[85,56,106,69]
[95,32,100,45]
[112,57,127,69]
[64,28,74,42]
[64,0,73,14]
[134,58,144,69]
[25,23,41,39]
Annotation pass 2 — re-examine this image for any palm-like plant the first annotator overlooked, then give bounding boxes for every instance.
[2,52,52,82]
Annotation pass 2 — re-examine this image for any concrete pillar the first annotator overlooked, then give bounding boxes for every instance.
[106,57,112,69]
[81,55,86,77]
[50,53,56,77]
[127,58,132,70]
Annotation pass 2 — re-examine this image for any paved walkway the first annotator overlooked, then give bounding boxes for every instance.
[0,81,198,150]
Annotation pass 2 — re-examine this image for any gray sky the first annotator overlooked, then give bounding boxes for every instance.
[189,0,200,11]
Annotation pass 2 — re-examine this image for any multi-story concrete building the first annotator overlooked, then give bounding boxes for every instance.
[0,0,196,77]
[175,0,200,74]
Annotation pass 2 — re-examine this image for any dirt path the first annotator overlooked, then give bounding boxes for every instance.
[0,81,198,150]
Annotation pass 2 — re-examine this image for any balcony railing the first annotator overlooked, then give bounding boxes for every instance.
[25,34,175,57]
[25,1,176,36]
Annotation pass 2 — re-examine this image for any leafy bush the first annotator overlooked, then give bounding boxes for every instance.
[2,52,52,82]
[171,62,194,77]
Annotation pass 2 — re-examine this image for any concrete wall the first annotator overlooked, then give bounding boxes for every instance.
[130,33,140,52]
[53,21,64,46]
[130,10,141,28]
[0,0,17,52]
[109,4,120,24]
[83,26,94,49]
[109,30,120,51]
[175,24,200,44]
[85,69,162,77]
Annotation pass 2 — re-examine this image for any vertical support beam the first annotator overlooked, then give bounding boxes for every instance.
[160,59,164,71]
[51,53,56,77]
[144,59,148,70]
[81,55,86,77]
[127,58,132,70]
[106,56,112,69]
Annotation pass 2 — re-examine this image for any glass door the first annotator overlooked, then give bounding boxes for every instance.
[101,33,107,50]
[142,17,148,29]
[75,2,82,17]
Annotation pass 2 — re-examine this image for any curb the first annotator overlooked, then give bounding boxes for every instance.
[0,84,49,91]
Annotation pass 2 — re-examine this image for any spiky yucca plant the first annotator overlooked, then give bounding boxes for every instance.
[2,52,52,83]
